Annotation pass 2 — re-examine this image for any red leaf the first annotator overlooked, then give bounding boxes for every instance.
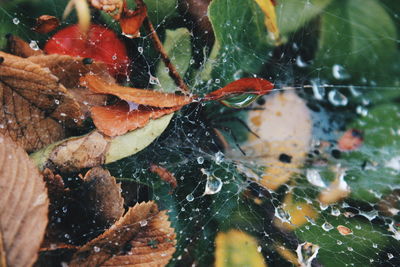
[120,2,147,38]
[91,101,180,136]
[81,74,192,108]
[150,164,177,189]
[205,78,274,100]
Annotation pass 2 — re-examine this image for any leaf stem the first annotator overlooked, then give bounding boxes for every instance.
[136,0,190,94]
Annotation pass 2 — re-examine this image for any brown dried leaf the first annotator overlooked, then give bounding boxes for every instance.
[28,54,114,88]
[68,87,108,118]
[32,15,60,34]
[48,131,109,172]
[6,34,43,58]
[81,74,192,108]
[0,52,83,152]
[70,201,176,267]
[0,134,49,267]
[80,167,125,227]
[119,3,147,38]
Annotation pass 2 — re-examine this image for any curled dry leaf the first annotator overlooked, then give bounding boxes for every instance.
[32,15,60,34]
[337,225,353,236]
[70,201,176,267]
[90,0,124,19]
[31,113,174,172]
[6,34,43,58]
[204,78,274,100]
[119,2,147,38]
[0,134,49,267]
[242,91,312,190]
[91,101,180,136]
[81,74,192,108]
[0,51,83,152]
[150,164,177,189]
[254,0,281,44]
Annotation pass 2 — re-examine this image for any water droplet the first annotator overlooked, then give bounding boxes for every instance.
[62,206,68,213]
[310,79,325,100]
[349,85,361,97]
[139,220,148,227]
[322,222,334,231]
[138,47,143,53]
[94,246,100,252]
[189,59,195,64]
[337,240,342,245]
[331,208,340,216]
[233,69,244,80]
[29,40,39,51]
[388,253,394,259]
[12,18,20,25]
[203,177,223,195]
[186,194,194,202]
[54,99,60,105]
[328,90,348,106]
[275,207,291,222]
[221,94,260,109]
[356,106,368,116]
[306,169,326,188]
[215,151,224,165]
[149,74,160,85]
[332,64,350,80]
[347,247,353,252]
[197,156,204,164]
[296,55,308,68]
[257,246,262,252]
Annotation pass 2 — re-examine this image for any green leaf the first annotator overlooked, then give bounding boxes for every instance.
[276,0,333,36]
[295,215,390,267]
[208,0,273,87]
[314,0,399,85]
[155,28,192,93]
[341,104,400,202]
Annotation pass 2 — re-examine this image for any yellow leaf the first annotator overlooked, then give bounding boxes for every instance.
[254,0,281,44]
[274,193,318,231]
[215,230,267,267]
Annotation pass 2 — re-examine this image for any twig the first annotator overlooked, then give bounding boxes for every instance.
[136,0,190,93]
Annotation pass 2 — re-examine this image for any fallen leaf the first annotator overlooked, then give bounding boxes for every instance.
[81,74,192,108]
[91,101,180,136]
[90,0,124,20]
[119,2,147,38]
[70,201,176,267]
[242,91,312,190]
[205,78,274,100]
[6,34,43,57]
[215,230,267,267]
[254,0,281,43]
[41,168,124,247]
[0,51,83,152]
[31,113,174,172]
[0,134,49,267]
[29,54,114,88]
[338,128,363,151]
[150,164,177,189]
[80,167,125,227]
[32,15,60,34]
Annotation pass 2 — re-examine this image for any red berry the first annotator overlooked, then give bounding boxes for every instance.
[44,24,129,78]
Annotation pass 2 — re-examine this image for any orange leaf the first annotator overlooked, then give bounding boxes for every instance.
[32,15,60,34]
[120,2,147,38]
[205,78,274,100]
[91,101,181,136]
[338,129,363,151]
[81,74,192,108]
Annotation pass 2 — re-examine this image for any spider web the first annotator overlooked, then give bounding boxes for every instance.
[1,0,400,266]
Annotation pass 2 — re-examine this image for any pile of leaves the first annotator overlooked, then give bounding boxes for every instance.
[1,0,400,266]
